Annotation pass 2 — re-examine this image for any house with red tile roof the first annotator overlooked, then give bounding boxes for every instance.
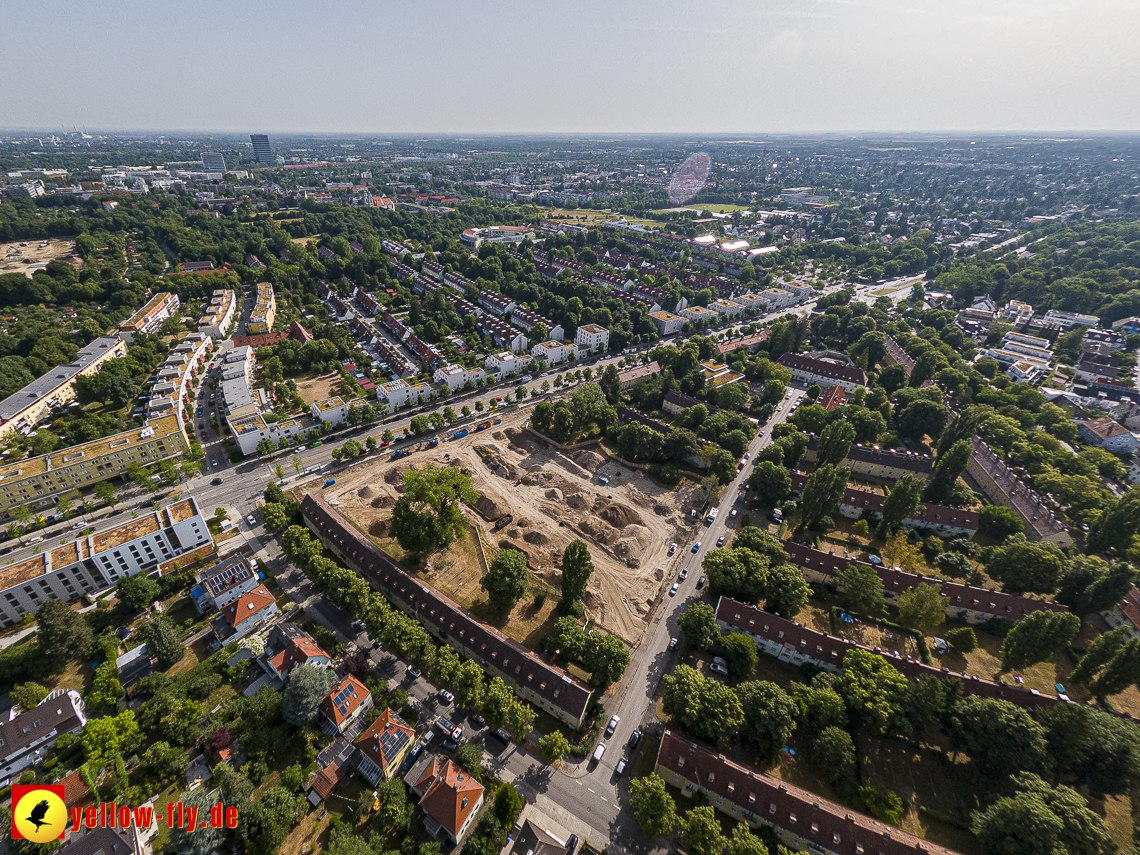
[215,584,279,643]
[356,708,415,784]
[319,675,372,735]
[306,761,347,806]
[260,623,331,683]
[777,352,867,394]
[407,756,484,844]
[1102,586,1140,640]
[817,385,848,411]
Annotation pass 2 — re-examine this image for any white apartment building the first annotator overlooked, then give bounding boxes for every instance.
[228,412,308,455]
[119,292,181,339]
[484,351,533,376]
[0,497,212,627]
[433,364,486,392]
[650,311,686,336]
[681,305,717,325]
[708,299,744,318]
[1002,300,1035,325]
[311,396,349,425]
[199,289,236,339]
[530,340,576,366]
[1042,309,1099,329]
[377,379,432,409]
[574,324,610,354]
[760,288,798,310]
[734,293,769,314]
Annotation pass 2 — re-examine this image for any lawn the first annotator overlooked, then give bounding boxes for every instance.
[652,203,750,214]
[43,655,95,695]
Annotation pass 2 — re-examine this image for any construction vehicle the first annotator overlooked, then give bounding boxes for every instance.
[452,429,469,440]
[493,513,513,531]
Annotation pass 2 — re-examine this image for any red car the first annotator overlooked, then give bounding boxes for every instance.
[378,441,389,448]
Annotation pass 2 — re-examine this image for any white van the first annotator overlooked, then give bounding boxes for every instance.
[592,743,606,763]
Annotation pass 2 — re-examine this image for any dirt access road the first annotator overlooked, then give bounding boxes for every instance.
[322,405,700,645]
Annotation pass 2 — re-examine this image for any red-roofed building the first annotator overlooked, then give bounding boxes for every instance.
[777,352,867,393]
[408,756,485,844]
[319,675,372,735]
[264,634,331,682]
[1103,586,1140,639]
[215,584,279,642]
[356,708,415,784]
[58,768,92,810]
[817,385,848,411]
[290,320,313,343]
[306,762,347,806]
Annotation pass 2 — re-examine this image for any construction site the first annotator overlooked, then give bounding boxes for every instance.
[311,405,700,645]
[0,237,80,277]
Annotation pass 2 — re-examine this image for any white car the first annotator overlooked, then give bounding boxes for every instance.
[605,715,620,737]
[247,515,257,526]
[669,583,680,597]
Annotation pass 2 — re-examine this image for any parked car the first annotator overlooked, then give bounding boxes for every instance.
[605,715,620,737]
[615,757,627,776]
[407,666,421,679]
[591,743,606,764]
[441,739,458,752]
[668,637,678,651]
[246,515,257,526]
[438,689,455,705]
[668,542,678,556]
[491,728,511,744]
[692,541,701,553]
[566,834,579,855]
[678,568,688,581]
[469,712,486,729]
[211,477,223,485]
[716,535,725,547]
[629,728,641,748]
[710,656,729,676]
[697,575,706,589]
[669,583,679,597]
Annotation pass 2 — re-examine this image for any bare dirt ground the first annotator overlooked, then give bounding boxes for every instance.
[0,238,81,277]
[322,407,701,645]
[295,372,341,407]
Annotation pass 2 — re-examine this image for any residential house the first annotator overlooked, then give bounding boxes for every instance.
[1083,328,1126,351]
[510,306,563,341]
[817,385,848,411]
[215,584,279,644]
[0,689,87,784]
[260,623,331,683]
[1042,310,1099,329]
[377,379,432,409]
[406,756,484,845]
[1102,587,1140,640]
[530,340,575,366]
[776,353,867,393]
[574,324,610,354]
[966,437,1072,547]
[485,351,532,376]
[801,436,934,482]
[1078,417,1139,454]
[649,311,685,336]
[477,289,516,317]
[319,675,373,735]
[617,361,659,389]
[192,554,258,615]
[356,707,415,784]
[662,389,717,417]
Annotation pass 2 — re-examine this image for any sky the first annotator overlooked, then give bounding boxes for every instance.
[3,0,1139,134]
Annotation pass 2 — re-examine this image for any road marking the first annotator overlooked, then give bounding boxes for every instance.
[587,787,595,793]
[576,780,583,786]
[600,796,608,802]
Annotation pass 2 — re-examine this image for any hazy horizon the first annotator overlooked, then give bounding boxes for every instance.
[3,0,1138,134]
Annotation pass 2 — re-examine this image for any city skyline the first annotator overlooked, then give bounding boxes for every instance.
[2,0,1138,134]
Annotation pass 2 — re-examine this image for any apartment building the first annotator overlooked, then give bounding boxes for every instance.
[476,289,516,317]
[966,437,1072,548]
[0,415,187,514]
[510,306,564,341]
[246,282,277,334]
[1002,300,1035,325]
[119,292,181,339]
[0,689,87,785]
[228,412,308,456]
[301,496,593,729]
[1042,309,1099,329]
[148,333,212,424]
[0,497,212,627]
[1078,417,1140,454]
[759,288,798,310]
[776,353,867,394]
[0,337,127,437]
[530,340,575,366]
[199,289,236,339]
[377,379,432,409]
[485,351,533,376]
[616,361,659,389]
[191,554,258,614]
[708,299,744,318]
[433,363,486,392]
[649,311,685,336]
[574,324,609,354]
[717,329,769,356]
[802,436,934,482]
[356,708,415,783]
[475,315,528,353]
[733,293,769,315]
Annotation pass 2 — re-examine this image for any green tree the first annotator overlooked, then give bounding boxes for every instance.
[681,806,725,855]
[410,414,431,436]
[37,599,92,665]
[816,419,856,467]
[945,627,977,654]
[281,664,337,726]
[748,461,792,507]
[559,539,594,607]
[582,632,630,687]
[986,534,1065,595]
[896,583,946,632]
[877,474,925,539]
[628,774,677,837]
[139,616,184,667]
[838,650,910,735]
[539,731,570,763]
[923,439,971,503]
[168,785,228,855]
[764,561,812,619]
[454,659,485,709]
[242,785,303,855]
[949,697,1047,777]
[599,364,621,405]
[662,665,745,743]
[116,573,160,612]
[720,631,759,680]
[1000,610,1081,671]
[1088,485,1140,554]
[972,772,1109,855]
[724,825,772,855]
[737,680,797,764]
[836,562,886,616]
[456,743,484,775]
[798,463,848,532]
[677,602,721,650]
[978,504,1025,538]
[480,549,530,612]
[88,661,123,707]
[812,726,856,783]
[261,502,288,531]
[82,710,139,764]
[493,782,525,830]
[9,681,49,712]
[389,464,478,554]
[548,616,587,660]
[702,546,770,602]
[1088,638,1140,698]
[93,480,117,507]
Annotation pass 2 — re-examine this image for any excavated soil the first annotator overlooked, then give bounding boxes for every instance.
[319,406,700,644]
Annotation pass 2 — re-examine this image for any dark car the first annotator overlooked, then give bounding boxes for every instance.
[566,835,578,855]
[697,575,706,589]
[629,728,641,749]
[441,738,458,752]
[211,477,223,485]
[491,728,511,745]
[469,712,486,729]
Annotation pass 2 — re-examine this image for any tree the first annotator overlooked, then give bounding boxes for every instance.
[242,785,303,855]
[410,414,430,436]
[599,364,621,405]
[1000,610,1080,671]
[1058,559,1137,617]
[454,659,485,709]
[1038,703,1140,796]
[748,461,792,507]
[812,726,856,783]
[720,631,759,679]
[677,602,721,650]
[896,583,946,632]
[540,731,570,763]
[985,534,1065,595]
[978,504,1025,538]
[116,573,160,612]
[456,743,484,774]
[93,481,117,507]
[838,650,911,735]
[548,616,587,661]
[1071,625,1132,686]
[1087,638,1140,698]
[139,616,183,668]
[262,502,288,531]
[923,439,971,504]
[481,549,530,612]
[681,806,726,855]
[737,680,797,764]
[168,785,228,855]
[949,697,1047,777]
[282,664,337,726]
[429,411,446,431]
[972,772,1109,855]
[628,774,677,837]
[82,709,139,763]
[493,782,525,830]
[764,561,812,619]
[877,474,924,538]
[37,599,92,665]
[702,546,770,602]
[389,464,478,554]
[798,463,848,532]
[946,627,977,654]
[836,562,886,616]
[816,419,856,467]
[582,632,630,687]
[1088,485,1140,554]
[896,398,949,441]
[559,539,594,606]
[9,682,48,712]
[662,665,745,743]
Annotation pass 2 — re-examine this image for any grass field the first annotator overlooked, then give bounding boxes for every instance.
[652,203,750,215]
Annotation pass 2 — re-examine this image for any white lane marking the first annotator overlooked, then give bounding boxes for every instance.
[587,787,595,793]
[600,796,608,802]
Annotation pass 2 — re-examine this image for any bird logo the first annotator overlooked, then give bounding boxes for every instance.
[11,785,67,842]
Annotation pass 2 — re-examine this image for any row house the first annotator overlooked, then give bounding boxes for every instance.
[592,270,630,289]
[776,353,867,394]
[510,306,564,341]
[617,361,659,389]
[717,329,769,356]
[609,288,660,313]
[966,437,1072,548]
[633,281,669,302]
[785,542,1067,625]
[802,435,934,481]
[717,596,1069,712]
[199,289,236,339]
[381,239,407,255]
[408,334,444,369]
[300,496,593,729]
[714,279,749,301]
[328,295,352,321]
[654,730,960,855]
[663,389,718,417]
[476,315,528,353]
[413,277,441,298]
[319,674,373,736]
[444,271,475,292]
[534,261,563,280]
[356,291,382,316]
[374,338,415,379]
[447,293,481,319]
[1076,352,1122,383]
[530,340,576,366]
[574,324,610,353]
[421,260,444,281]
[317,280,335,300]
[477,289,516,317]
[377,379,433,409]
[356,708,415,783]
[381,311,412,342]
[390,261,417,282]
[348,316,373,342]
[787,472,979,537]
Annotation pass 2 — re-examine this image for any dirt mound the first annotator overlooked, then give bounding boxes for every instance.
[517,518,530,528]
[477,445,521,481]
[566,494,590,510]
[598,503,644,529]
[545,488,563,501]
[492,431,506,440]
[475,494,509,520]
[508,528,522,539]
[574,450,606,470]
[371,495,395,508]
[523,531,550,545]
[620,524,652,550]
[653,504,670,516]
[506,428,539,454]
[369,520,388,538]
[358,486,376,499]
[579,518,620,545]
[384,464,415,485]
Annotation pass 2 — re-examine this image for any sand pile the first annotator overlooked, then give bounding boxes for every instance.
[566,494,590,510]
[545,488,563,501]
[369,520,388,538]
[385,464,415,485]
[553,454,588,478]
[371,496,395,508]
[620,524,652,550]
[523,531,549,545]
[579,518,620,545]
[517,518,530,528]
[575,450,606,470]
[476,445,521,481]
[492,431,506,440]
[598,503,644,529]
[508,528,522,539]
[359,486,376,499]
[653,504,670,516]
[506,429,538,454]
[474,494,509,520]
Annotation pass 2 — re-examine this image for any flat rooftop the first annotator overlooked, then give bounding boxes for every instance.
[0,554,48,590]
[0,337,124,421]
[92,513,161,553]
[165,498,198,525]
